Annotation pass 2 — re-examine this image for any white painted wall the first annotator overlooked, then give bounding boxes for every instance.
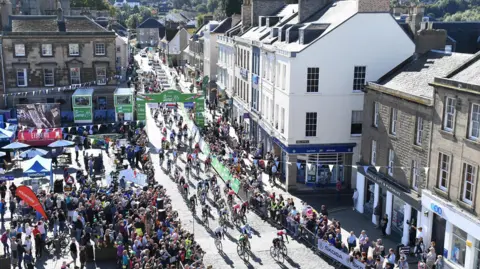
[283,13,414,146]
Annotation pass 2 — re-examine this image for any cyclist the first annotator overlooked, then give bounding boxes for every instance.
[166,158,172,174]
[158,148,164,164]
[273,229,289,249]
[227,189,235,205]
[173,149,178,163]
[197,180,203,192]
[200,190,207,205]
[238,233,249,250]
[232,203,242,217]
[174,167,180,182]
[189,194,197,211]
[183,182,189,197]
[241,201,249,216]
[240,223,252,238]
[214,226,225,240]
[204,179,210,193]
[202,204,210,220]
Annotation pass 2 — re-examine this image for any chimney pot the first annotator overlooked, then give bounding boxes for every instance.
[357,0,390,13]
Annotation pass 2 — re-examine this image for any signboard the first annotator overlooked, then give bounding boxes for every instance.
[0,176,14,181]
[17,128,62,146]
[317,240,365,269]
[73,107,93,122]
[240,68,248,80]
[115,95,134,113]
[16,103,61,128]
[365,168,421,210]
[137,90,206,128]
[72,95,93,123]
[252,74,259,85]
[136,96,147,121]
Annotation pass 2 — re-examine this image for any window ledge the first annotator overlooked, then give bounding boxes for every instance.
[350,134,362,137]
[456,199,476,215]
[413,144,424,152]
[439,129,456,140]
[388,134,397,140]
[433,187,449,200]
[352,90,363,94]
[463,138,480,148]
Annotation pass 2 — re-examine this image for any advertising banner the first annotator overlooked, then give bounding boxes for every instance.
[16,103,61,128]
[115,95,134,113]
[72,95,93,123]
[17,128,62,146]
[73,107,93,122]
[136,96,147,121]
[202,139,240,193]
[16,185,48,220]
[317,240,365,269]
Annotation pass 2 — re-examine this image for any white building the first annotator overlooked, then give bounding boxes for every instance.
[225,0,415,191]
[116,34,129,81]
[114,0,140,8]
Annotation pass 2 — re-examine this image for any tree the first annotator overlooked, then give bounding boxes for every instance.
[71,0,110,9]
[196,4,208,13]
[207,0,218,13]
[126,13,142,28]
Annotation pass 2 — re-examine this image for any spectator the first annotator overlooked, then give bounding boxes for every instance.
[385,248,396,266]
[435,255,444,269]
[352,188,358,210]
[381,214,389,236]
[347,231,357,252]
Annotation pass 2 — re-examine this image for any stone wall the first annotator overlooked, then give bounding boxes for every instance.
[251,0,285,27]
[429,86,480,214]
[361,88,433,193]
[357,0,390,13]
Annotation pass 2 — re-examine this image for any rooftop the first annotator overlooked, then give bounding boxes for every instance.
[137,18,164,29]
[9,15,111,34]
[273,0,358,52]
[448,53,480,85]
[372,51,472,100]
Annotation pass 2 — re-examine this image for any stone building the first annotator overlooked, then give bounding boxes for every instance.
[357,50,472,244]
[420,52,480,269]
[17,0,71,15]
[2,11,117,111]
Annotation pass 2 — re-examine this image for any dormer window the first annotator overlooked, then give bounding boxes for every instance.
[299,29,304,44]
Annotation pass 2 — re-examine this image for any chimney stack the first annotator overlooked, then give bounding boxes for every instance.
[408,6,425,35]
[241,0,252,29]
[57,1,64,21]
[357,0,390,13]
[299,0,332,22]
[251,0,285,27]
[0,0,12,30]
[414,26,447,54]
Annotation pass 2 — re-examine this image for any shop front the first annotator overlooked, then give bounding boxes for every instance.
[257,120,272,158]
[276,137,356,191]
[421,190,480,269]
[356,167,421,245]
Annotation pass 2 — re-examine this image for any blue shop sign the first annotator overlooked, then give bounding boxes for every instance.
[272,137,356,154]
[431,203,443,216]
[184,102,194,108]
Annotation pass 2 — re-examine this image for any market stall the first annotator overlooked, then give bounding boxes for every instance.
[72,88,94,124]
[23,155,53,188]
[114,88,135,122]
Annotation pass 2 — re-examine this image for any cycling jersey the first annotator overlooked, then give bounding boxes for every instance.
[214,227,223,234]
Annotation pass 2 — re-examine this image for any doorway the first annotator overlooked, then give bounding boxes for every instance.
[431,214,446,256]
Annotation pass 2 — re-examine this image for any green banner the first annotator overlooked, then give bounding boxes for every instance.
[137,90,205,128]
[136,96,147,121]
[73,107,93,122]
[116,105,133,113]
[202,140,240,193]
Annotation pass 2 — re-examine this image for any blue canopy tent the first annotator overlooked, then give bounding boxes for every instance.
[0,128,14,143]
[23,155,53,185]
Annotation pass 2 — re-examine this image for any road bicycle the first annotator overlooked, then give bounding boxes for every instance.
[237,239,250,261]
[214,236,222,251]
[270,240,288,263]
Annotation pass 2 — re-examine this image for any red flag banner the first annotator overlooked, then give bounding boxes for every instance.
[16,185,48,220]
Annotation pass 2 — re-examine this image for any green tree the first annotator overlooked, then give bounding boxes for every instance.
[196,3,208,13]
[207,0,218,12]
[126,13,142,28]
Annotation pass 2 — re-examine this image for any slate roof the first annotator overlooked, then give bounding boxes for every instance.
[9,15,111,33]
[138,18,164,29]
[212,17,232,33]
[448,54,480,85]
[373,51,472,99]
[11,16,58,32]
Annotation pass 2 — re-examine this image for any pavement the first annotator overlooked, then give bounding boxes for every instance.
[0,146,117,269]
[146,106,334,268]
